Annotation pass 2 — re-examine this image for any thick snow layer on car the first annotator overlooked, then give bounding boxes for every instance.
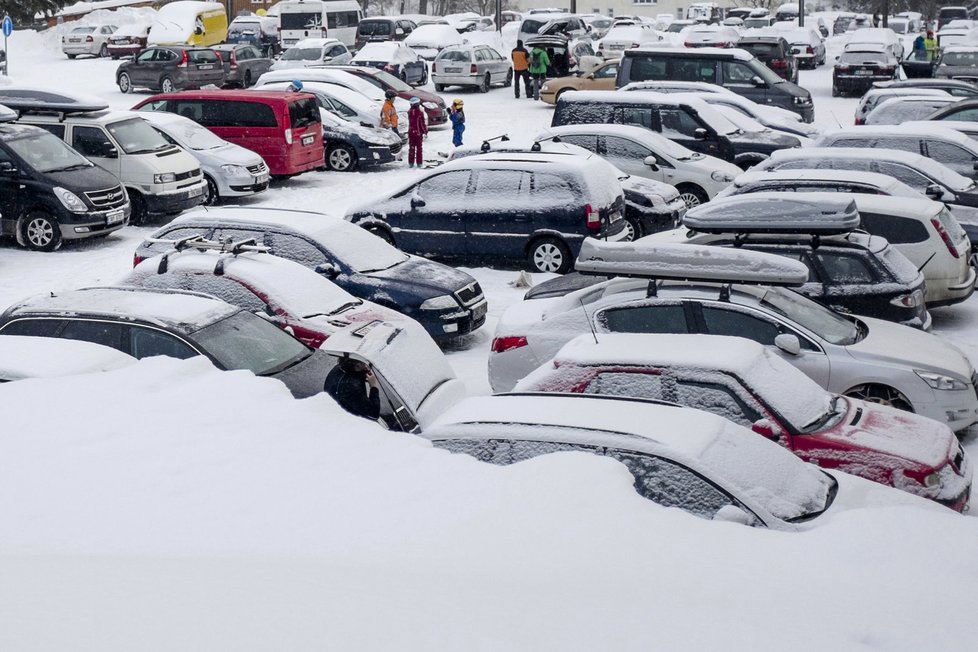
[683,193,860,234]
[405,24,464,49]
[148,1,223,45]
[0,336,136,380]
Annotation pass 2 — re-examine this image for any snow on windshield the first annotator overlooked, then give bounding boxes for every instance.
[311,222,408,273]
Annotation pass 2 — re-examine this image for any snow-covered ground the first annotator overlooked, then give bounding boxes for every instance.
[3,21,978,650]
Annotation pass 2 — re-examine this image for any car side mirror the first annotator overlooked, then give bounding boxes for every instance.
[774,333,801,356]
[712,504,754,526]
[644,155,659,170]
[789,47,801,55]
[395,28,405,36]
[194,26,204,36]
[751,75,766,87]
[0,161,18,175]
[411,194,426,208]
[751,418,783,441]
[103,145,119,159]
[315,262,341,277]
[693,127,708,140]
[925,183,944,199]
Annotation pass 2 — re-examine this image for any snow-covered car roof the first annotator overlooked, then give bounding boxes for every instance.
[574,238,810,285]
[682,193,860,235]
[619,80,736,95]
[404,24,465,48]
[632,46,753,62]
[352,42,412,62]
[819,124,977,149]
[0,335,137,381]
[727,169,922,196]
[112,23,151,37]
[540,123,699,160]
[261,80,379,113]
[291,38,344,49]
[1,287,238,330]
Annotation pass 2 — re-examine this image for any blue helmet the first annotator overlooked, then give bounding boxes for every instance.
[410,96,421,105]
[289,79,303,91]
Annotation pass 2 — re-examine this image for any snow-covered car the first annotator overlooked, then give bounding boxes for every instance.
[106,23,151,59]
[715,169,927,201]
[848,29,905,59]
[211,43,274,87]
[0,336,136,382]
[317,107,401,171]
[595,25,663,59]
[269,37,352,70]
[515,334,971,511]
[351,42,428,86]
[330,64,448,125]
[404,24,464,61]
[255,67,411,115]
[832,45,899,97]
[134,207,488,339]
[864,96,957,125]
[62,24,117,59]
[872,77,978,99]
[781,27,826,68]
[0,287,335,398]
[854,87,951,125]
[137,110,269,204]
[674,91,820,138]
[934,45,978,82]
[121,244,405,349]
[431,44,511,93]
[537,124,740,206]
[682,25,740,48]
[619,80,738,95]
[488,239,978,433]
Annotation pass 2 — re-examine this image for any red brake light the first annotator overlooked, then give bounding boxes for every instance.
[806,46,814,54]
[491,336,528,353]
[771,58,787,68]
[86,35,94,42]
[931,217,961,258]
[585,203,600,230]
[177,50,188,68]
[470,63,478,73]
[133,254,143,267]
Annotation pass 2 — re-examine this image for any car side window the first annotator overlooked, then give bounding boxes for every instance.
[186,275,268,314]
[475,49,487,62]
[497,440,600,464]
[873,162,929,189]
[415,170,471,199]
[0,318,65,337]
[812,252,876,284]
[873,137,920,156]
[60,319,126,351]
[594,62,619,78]
[136,49,156,62]
[71,126,114,158]
[674,58,717,83]
[34,124,66,139]
[598,303,689,334]
[532,173,577,203]
[658,108,705,139]
[701,305,781,346]
[721,61,757,85]
[925,141,975,169]
[128,326,198,360]
[263,233,329,267]
[604,136,652,159]
[616,106,656,130]
[559,134,597,152]
[431,438,495,462]
[859,212,929,244]
[473,169,526,196]
[942,107,978,121]
[329,45,347,57]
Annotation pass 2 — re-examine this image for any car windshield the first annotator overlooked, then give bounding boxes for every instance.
[744,18,770,28]
[365,68,412,91]
[316,222,409,272]
[191,311,311,376]
[282,47,324,61]
[6,131,93,173]
[161,119,227,150]
[106,118,171,154]
[757,287,862,345]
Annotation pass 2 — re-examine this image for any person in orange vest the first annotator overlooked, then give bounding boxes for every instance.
[511,40,532,99]
[380,89,399,132]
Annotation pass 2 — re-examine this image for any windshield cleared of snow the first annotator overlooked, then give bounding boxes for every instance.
[758,287,860,345]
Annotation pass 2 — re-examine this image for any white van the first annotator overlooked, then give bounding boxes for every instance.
[278,0,363,49]
[22,110,206,224]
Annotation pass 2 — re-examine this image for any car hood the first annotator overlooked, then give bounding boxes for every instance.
[399,88,444,106]
[813,468,949,527]
[846,316,974,381]
[43,165,124,197]
[727,129,801,150]
[364,255,477,298]
[199,143,263,166]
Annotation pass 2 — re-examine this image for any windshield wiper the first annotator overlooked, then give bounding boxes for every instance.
[48,162,92,172]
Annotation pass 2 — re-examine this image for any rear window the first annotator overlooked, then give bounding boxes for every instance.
[175,100,279,128]
[860,212,929,244]
[288,98,321,129]
[189,49,219,63]
[553,101,614,126]
[437,49,471,62]
[840,51,887,64]
[359,20,392,36]
[936,206,968,242]
[741,43,782,57]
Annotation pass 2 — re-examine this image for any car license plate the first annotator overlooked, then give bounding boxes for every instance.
[198,64,214,70]
[302,134,315,145]
[255,172,269,184]
[188,185,203,198]
[106,209,124,225]
[70,38,81,43]
[856,69,873,75]
[445,67,462,73]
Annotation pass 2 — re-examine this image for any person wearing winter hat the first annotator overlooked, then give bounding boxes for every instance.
[380,89,399,132]
[407,96,427,168]
[450,98,465,146]
[287,79,304,92]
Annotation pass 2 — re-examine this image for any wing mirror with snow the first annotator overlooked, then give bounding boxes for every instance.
[411,193,426,208]
[644,155,659,171]
[315,262,341,277]
[693,127,708,140]
[774,333,801,356]
[751,418,782,441]
[712,504,754,526]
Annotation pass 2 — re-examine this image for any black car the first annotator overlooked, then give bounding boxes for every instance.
[832,48,899,97]
[737,36,798,83]
[873,78,978,98]
[552,91,802,169]
[134,207,488,339]
[212,44,273,88]
[320,107,400,172]
[116,46,225,94]
[0,286,335,398]
[346,153,628,274]
[0,119,130,251]
[227,16,280,58]
[926,98,978,122]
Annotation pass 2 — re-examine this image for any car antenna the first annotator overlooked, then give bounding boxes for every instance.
[578,296,599,345]
[916,251,936,274]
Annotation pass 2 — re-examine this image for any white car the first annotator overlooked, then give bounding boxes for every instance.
[595,25,663,59]
[715,169,927,200]
[138,111,270,204]
[255,68,411,115]
[351,42,429,86]
[675,91,820,139]
[537,124,740,206]
[854,88,951,125]
[62,24,117,59]
[864,96,957,125]
[270,38,352,70]
[404,24,464,60]
[488,239,978,433]
[681,25,741,48]
[0,336,136,381]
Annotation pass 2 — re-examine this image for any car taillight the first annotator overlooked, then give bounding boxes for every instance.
[177,50,188,68]
[836,64,850,71]
[771,58,787,69]
[133,254,143,267]
[891,290,923,308]
[214,51,223,62]
[470,63,478,73]
[879,66,894,73]
[86,35,94,42]
[284,127,293,144]
[932,217,961,258]
[585,203,600,230]
[631,42,640,48]
[227,52,236,69]
[854,117,864,125]
[491,336,528,353]
[806,46,814,54]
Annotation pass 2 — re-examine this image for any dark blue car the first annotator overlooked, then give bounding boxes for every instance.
[321,108,401,172]
[134,207,488,339]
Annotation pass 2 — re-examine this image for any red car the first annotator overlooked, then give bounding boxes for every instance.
[107,23,150,59]
[331,64,448,125]
[515,333,972,511]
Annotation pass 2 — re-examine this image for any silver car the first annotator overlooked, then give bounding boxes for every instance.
[935,45,978,83]
[431,44,512,93]
[62,24,117,59]
[488,239,978,432]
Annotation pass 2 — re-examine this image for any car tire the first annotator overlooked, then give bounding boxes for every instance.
[67,53,76,60]
[676,184,708,208]
[831,84,840,97]
[127,189,147,226]
[418,64,428,86]
[400,70,408,83]
[118,72,132,93]
[434,83,445,92]
[504,68,513,87]
[202,175,219,205]
[366,224,395,246]
[623,216,642,241]
[479,73,491,93]
[326,143,358,172]
[99,43,109,58]
[21,211,62,252]
[160,76,175,93]
[527,237,572,274]
[844,384,914,412]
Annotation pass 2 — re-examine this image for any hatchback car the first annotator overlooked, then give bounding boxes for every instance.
[516,334,971,511]
[135,207,487,338]
[782,27,826,68]
[489,239,978,433]
[934,45,978,82]
[854,87,952,125]
[832,46,899,97]
[0,287,334,398]
[595,25,663,60]
[864,96,957,125]
[346,153,628,273]
[107,23,151,59]
[211,44,273,87]
[431,44,512,92]
[352,42,429,86]
[736,35,798,82]
[116,46,225,94]
[269,38,352,70]
[62,24,117,59]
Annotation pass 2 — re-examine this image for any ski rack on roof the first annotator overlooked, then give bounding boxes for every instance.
[146,235,272,276]
[575,238,809,288]
[0,87,109,120]
[682,194,861,238]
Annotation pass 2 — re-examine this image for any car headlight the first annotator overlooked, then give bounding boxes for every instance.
[923,468,945,488]
[915,370,970,391]
[793,95,812,105]
[420,295,459,310]
[53,186,88,213]
[422,101,438,109]
[153,173,176,184]
[541,83,551,92]
[711,171,734,182]
[221,164,250,177]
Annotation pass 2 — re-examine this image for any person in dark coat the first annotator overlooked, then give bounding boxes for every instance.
[449,98,465,147]
[511,40,532,98]
[323,357,380,420]
[407,96,428,168]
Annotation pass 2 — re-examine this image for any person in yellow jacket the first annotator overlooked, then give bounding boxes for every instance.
[380,89,399,131]
[925,30,937,61]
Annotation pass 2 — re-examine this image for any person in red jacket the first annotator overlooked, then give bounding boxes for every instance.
[407,96,428,168]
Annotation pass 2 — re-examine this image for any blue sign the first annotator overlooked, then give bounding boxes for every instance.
[1,16,12,38]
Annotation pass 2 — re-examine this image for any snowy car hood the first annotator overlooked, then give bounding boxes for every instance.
[365,255,478,298]
[846,316,975,381]
[199,143,263,166]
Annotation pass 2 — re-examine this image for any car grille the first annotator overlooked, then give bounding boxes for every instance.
[390,142,402,155]
[85,185,127,209]
[246,162,268,175]
[454,281,483,306]
[175,168,203,182]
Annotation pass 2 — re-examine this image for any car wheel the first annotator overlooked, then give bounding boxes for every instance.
[127,189,147,226]
[831,84,840,97]
[366,224,395,246]
[202,175,219,205]
[21,211,62,252]
[326,143,358,172]
[400,70,408,83]
[434,83,445,92]
[622,216,642,241]
[844,384,914,412]
[67,53,76,60]
[504,68,513,87]
[117,72,132,93]
[676,184,708,208]
[99,43,109,58]
[479,73,491,93]
[418,64,428,86]
[527,237,572,274]
[160,76,175,93]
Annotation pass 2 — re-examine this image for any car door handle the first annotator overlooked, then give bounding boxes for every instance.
[513,215,530,222]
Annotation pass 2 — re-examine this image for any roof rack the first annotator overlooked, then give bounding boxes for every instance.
[682,194,861,237]
[575,238,809,287]
[0,87,109,120]
[146,235,271,276]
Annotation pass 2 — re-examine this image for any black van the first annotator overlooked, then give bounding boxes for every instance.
[0,117,130,251]
[616,47,815,122]
[551,91,801,169]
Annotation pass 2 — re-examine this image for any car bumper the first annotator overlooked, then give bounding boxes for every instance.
[425,107,448,125]
[423,298,488,338]
[62,44,100,55]
[926,265,977,308]
[362,145,398,167]
[834,74,892,92]
[431,72,485,86]
[914,376,978,433]
[143,182,206,215]
[59,203,130,240]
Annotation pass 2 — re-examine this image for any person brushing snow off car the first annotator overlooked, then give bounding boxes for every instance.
[407,96,427,168]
